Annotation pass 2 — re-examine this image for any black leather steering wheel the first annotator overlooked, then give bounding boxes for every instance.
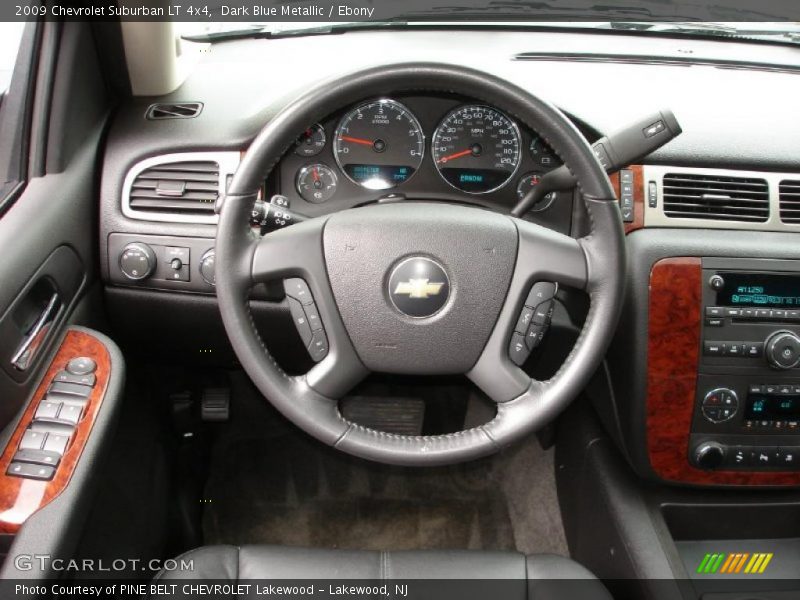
[215,63,625,466]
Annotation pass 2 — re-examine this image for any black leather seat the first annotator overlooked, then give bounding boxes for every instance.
[155,545,612,600]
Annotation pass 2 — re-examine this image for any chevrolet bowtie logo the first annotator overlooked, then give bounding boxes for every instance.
[394,278,445,299]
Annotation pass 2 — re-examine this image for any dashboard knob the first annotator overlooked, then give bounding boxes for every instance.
[119,243,156,281]
[694,442,726,470]
[199,249,216,286]
[765,330,800,370]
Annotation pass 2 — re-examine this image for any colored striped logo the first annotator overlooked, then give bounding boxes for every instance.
[697,553,773,574]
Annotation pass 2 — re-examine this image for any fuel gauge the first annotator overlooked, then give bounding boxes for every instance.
[294,124,326,157]
[516,173,556,212]
[296,164,338,203]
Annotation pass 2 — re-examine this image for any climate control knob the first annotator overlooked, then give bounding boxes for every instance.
[765,330,800,370]
[119,243,156,281]
[693,442,726,470]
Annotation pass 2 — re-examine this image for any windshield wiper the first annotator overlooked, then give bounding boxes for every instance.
[181,21,404,43]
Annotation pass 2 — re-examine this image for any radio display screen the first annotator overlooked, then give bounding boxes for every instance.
[716,273,800,308]
[746,394,800,420]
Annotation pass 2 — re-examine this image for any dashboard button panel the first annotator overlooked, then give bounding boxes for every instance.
[283,279,329,363]
[509,281,557,366]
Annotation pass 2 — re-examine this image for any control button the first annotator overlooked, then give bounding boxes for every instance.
[750,447,774,467]
[304,303,323,332]
[708,275,725,291]
[765,384,778,394]
[43,432,70,455]
[729,447,750,468]
[765,331,800,370]
[702,388,738,423]
[702,406,721,422]
[749,384,764,394]
[284,278,314,305]
[704,341,725,356]
[643,120,666,138]
[165,246,190,265]
[705,306,724,317]
[53,370,96,387]
[705,318,724,328]
[742,308,756,319]
[648,182,658,208]
[744,343,764,358]
[13,448,61,468]
[779,384,793,394]
[724,343,744,357]
[525,282,556,308]
[66,357,96,375]
[788,310,800,321]
[6,462,55,481]
[19,430,46,451]
[287,297,313,347]
[693,442,726,470]
[726,308,743,318]
[525,324,547,351]
[56,404,82,425]
[199,249,216,286]
[773,310,787,320]
[532,300,554,326]
[777,447,800,469]
[509,333,531,367]
[48,381,91,398]
[308,330,329,363]
[620,170,634,184]
[35,401,61,420]
[119,243,156,281]
[169,258,183,271]
[515,307,535,333]
[164,262,190,282]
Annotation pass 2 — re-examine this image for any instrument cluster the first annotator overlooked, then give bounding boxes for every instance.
[274,94,569,221]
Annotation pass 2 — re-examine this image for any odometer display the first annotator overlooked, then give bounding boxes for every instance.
[432,105,521,194]
[333,99,424,190]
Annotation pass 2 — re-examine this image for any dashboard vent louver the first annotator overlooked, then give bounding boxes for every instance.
[662,173,769,222]
[146,102,203,120]
[779,180,800,224]
[129,161,219,215]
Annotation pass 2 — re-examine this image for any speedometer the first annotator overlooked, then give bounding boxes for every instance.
[432,105,521,194]
[333,99,424,190]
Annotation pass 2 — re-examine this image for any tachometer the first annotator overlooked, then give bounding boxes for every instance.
[432,105,521,194]
[333,99,424,190]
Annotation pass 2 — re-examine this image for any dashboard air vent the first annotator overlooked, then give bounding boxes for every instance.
[146,102,203,120]
[779,180,800,224]
[129,161,219,215]
[662,173,769,222]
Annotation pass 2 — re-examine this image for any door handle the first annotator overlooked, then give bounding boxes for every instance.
[11,292,61,371]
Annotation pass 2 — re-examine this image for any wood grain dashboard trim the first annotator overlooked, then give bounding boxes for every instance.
[646,257,800,486]
[0,330,110,533]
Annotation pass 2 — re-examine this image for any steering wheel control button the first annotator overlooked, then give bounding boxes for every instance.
[284,278,314,305]
[308,330,329,362]
[287,297,314,347]
[532,300,555,326]
[509,333,531,366]
[526,282,557,307]
[303,302,323,331]
[66,357,96,375]
[702,388,738,423]
[525,325,546,351]
[388,257,450,318]
[515,307,534,333]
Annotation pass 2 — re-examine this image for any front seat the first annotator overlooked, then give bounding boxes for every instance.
[154,545,612,600]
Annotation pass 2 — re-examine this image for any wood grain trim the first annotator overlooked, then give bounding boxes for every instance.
[609,165,645,234]
[0,330,110,533]
[646,258,800,486]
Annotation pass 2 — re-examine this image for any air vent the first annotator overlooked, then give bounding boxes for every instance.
[662,173,769,222]
[129,161,219,215]
[146,102,203,120]
[779,180,800,224]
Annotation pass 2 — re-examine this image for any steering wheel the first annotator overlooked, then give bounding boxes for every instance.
[215,63,625,466]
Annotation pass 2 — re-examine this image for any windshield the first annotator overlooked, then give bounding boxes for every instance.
[179,20,800,46]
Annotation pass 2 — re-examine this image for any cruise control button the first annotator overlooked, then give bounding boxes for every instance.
[525,282,556,308]
[509,333,531,367]
[13,448,62,468]
[6,462,55,481]
[284,278,314,305]
[525,324,547,351]
[308,330,329,362]
[287,297,313,347]
[66,357,96,375]
[515,307,535,333]
[303,303,323,331]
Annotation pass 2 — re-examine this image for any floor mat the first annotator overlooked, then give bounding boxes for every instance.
[203,434,516,550]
